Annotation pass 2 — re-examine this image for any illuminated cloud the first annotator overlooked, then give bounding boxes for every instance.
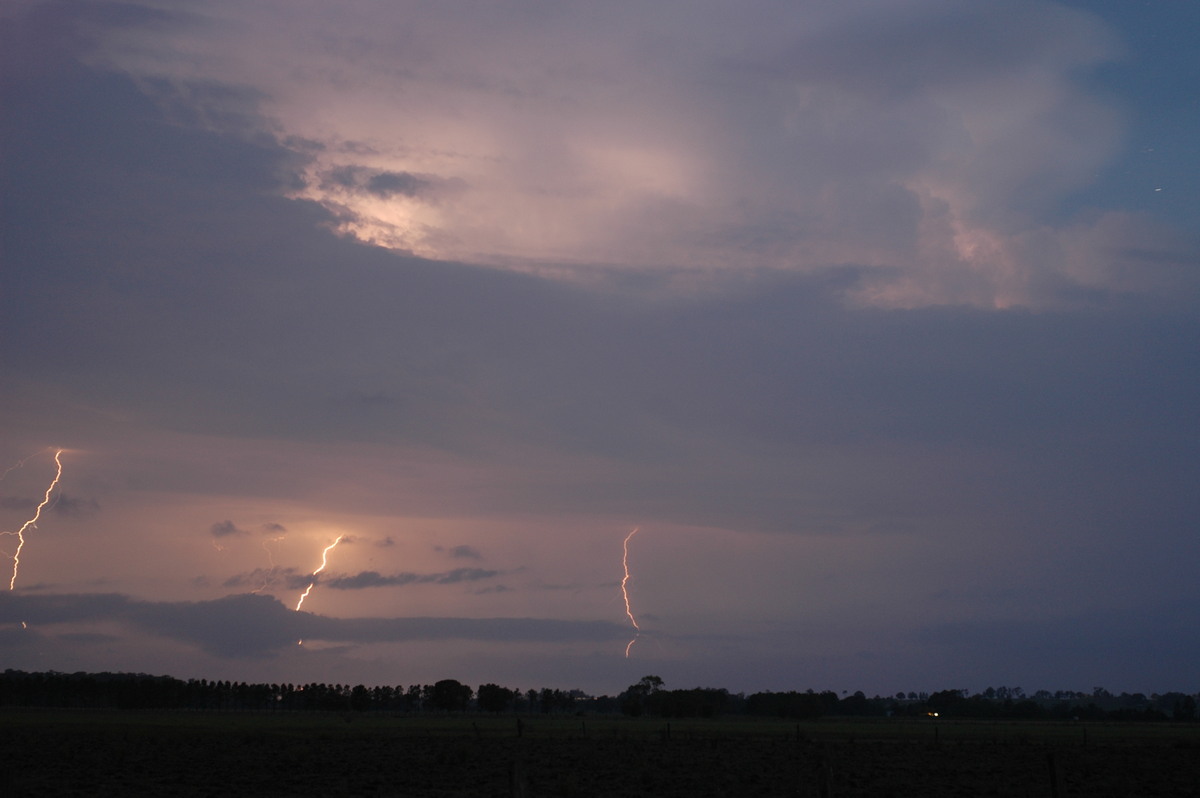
[55,0,1193,308]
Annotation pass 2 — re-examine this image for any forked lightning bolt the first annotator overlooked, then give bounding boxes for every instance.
[294,535,344,612]
[621,527,641,657]
[2,449,65,590]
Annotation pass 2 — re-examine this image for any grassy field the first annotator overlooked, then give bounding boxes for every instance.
[3,709,1198,796]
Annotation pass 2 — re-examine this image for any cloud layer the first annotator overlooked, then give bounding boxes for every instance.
[61,0,1197,307]
[0,592,627,658]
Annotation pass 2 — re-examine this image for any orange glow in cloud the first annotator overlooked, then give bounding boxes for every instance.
[621,527,641,657]
[3,449,65,590]
[294,534,345,612]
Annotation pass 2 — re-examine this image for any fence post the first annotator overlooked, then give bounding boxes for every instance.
[1047,752,1064,798]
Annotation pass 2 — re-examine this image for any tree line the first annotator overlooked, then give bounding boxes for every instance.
[1,669,1196,722]
[0,670,590,714]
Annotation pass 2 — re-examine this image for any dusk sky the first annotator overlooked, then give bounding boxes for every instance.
[2,0,1198,698]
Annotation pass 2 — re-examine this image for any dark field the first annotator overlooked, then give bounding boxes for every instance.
[3,710,1199,797]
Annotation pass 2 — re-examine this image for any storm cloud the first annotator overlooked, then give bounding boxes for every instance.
[2,0,1198,696]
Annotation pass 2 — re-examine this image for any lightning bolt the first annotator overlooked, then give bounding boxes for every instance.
[295,534,344,612]
[0,451,39,482]
[3,449,65,590]
[621,527,641,657]
[253,533,287,593]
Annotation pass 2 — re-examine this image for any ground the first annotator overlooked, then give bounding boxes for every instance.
[3,711,1198,796]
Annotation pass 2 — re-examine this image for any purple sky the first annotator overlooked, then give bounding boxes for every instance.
[2,0,1198,697]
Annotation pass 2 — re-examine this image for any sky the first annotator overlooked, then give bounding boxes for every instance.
[2,0,1198,698]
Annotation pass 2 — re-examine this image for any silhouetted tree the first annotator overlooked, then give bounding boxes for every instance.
[350,684,370,711]
[431,679,472,712]
[477,683,516,713]
[840,690,872,716]
[746,689,838,719]
[619,675,664,716]
[926,689,968,715]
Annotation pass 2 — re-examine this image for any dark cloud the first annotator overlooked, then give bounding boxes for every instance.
[770,2,1117,97]
[0,591,132,625]
[0,591,627,658]
[261,522,287,534]
[133,593,304,656]
[437,544,482,560]
[51,493,100,516]
[319,165,432,198]
[283,573,316,591]
[916,599,1200,688]
[0,0,196,88]
[366,171,430,198]
[324,567,499,590]
[222,567,294,589]
[436,567,497,584]
[209,520,249,538]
